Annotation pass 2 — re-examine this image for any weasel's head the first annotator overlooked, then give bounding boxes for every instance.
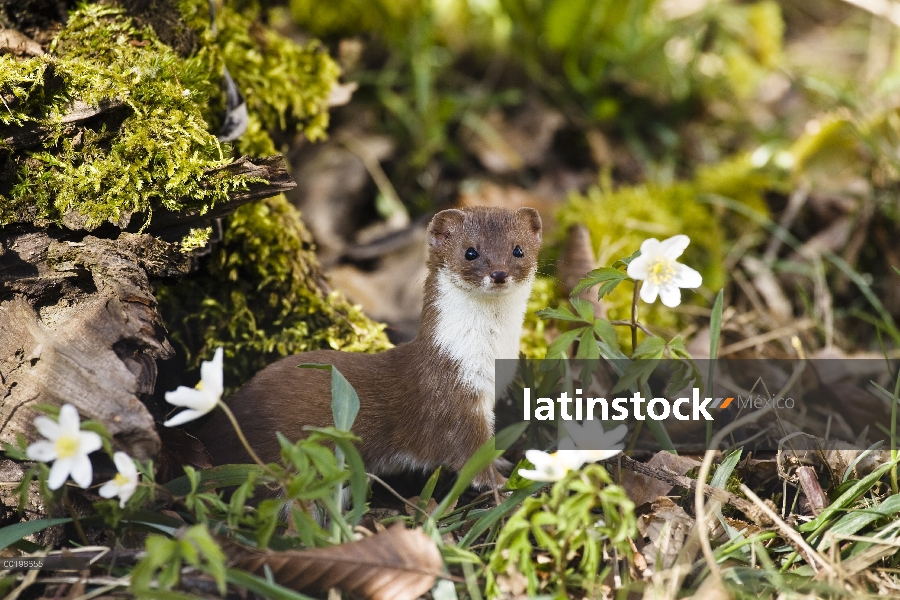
[426,207,542,296]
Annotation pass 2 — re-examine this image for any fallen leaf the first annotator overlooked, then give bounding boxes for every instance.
[0,30,44,56]
[229,524,444,600]
[621,451,700,507]
[637,497,694,572]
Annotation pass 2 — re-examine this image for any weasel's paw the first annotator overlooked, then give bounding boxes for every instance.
[472,461,509,490]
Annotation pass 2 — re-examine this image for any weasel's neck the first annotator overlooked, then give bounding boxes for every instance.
[417,268,533,402]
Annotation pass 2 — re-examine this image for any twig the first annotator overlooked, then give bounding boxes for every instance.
[718,318,816,356]
[609,320,654,337]
[366,473,433,520]
[608,455,769,525]
[739,484,836,576]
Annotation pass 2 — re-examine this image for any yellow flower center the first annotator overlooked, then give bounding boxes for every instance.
[113,473,130,486]
[646,257,676,285]
[55,436,80,459]
[195,381,204,391]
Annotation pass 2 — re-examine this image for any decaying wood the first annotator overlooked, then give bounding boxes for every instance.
[609,455,773,526]
[146,155,297,234]
[0,155,296,464]
[0,231,190,460]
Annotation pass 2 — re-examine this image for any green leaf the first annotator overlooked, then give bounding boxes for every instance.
[709,289,724,360]
[571,267,627,296]
[800,459,900,533]
[226,568,318,600]
[457,482,546,548]
[570,297,595,323]
[433,422,529,520]
[298,364,360,432]
[574,327,600,360]
[0,518,71,552]
[611,359,658,395]
[546,327,587,358]
[164,464,264,496]
[632,336,666,359]
[536,305,584,323]
[710,448,742,490]
[612,250,641,269]
[596,277,625,299]
[818,493,900,551]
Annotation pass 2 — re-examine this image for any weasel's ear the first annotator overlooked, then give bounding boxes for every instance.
[515,207,542,242]
[428,209,465,248]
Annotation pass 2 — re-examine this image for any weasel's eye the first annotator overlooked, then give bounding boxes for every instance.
[513,245,524,258]
[464,247,479,261]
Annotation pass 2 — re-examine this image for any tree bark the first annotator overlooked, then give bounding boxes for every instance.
[0,157,296,461]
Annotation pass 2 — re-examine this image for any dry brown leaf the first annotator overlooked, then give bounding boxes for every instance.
[637,498,694,573]
[0,30,44,56]
[229,524,444,600]
[621,451,700,507]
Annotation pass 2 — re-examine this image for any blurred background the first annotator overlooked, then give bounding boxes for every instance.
[258,0,900,358]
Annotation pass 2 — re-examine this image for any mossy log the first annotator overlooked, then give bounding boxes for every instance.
[0,156,295,460]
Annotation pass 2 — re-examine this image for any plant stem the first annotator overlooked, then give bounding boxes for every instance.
[631,281,641,352]
[62,491,89,546]
[891,366,900,495]
[216,401,270,472]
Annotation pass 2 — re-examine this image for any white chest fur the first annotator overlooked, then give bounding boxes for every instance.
[431,269,533,420]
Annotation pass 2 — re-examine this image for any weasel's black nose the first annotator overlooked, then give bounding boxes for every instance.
[490,270,508,284]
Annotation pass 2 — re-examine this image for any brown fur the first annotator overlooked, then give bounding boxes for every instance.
[199,207,542,487]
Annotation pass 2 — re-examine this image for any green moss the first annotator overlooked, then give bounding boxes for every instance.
[157,194,391,388]
[152,1,383,385]
[0,5,244,229]
[520,275,555,359]
[0,1,339,230]
[177,0,339,146]
[179,226,212,253]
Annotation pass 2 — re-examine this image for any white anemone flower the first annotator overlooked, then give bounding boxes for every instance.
[99,452,140,508]
[626,235,702,308]
[26,404,102,490]
[163,347,224,427]
[560,421,628,462]
[518,449,587,482]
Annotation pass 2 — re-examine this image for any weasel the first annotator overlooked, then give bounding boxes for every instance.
[199,206,542,487]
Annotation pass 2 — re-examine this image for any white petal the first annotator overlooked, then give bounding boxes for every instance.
[638,238,662,257]
[117,483,136,507]
[201,347,224,398]
[672,263,702,288]
[580,448,624,462]
[58,404,81,436]
[524,449,553,468]
[48,458,72,490]
[626,254,650,280]
[558,437,577,452]
[33,416,61,441]
[69,454,94,488]
[556,450,588,470]
[26,441,57,462]
[113,452,137,477]
[640,282,660,304]
[603,424,629,446]
[98,479,119,499]
[79,431,102,455]
[659,235,690,260]
[517,468,557,482]
[659,285,682,308]
[165,386,209,409]
[163,409,204,427]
